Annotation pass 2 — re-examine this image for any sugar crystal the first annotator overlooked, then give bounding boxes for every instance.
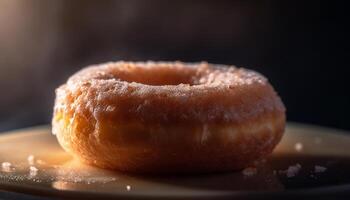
[314,165,327,173]
[126,185,131,191]
[286,163,301,178]
[294,142,303,152]
[1,162,12,172]
[242,167,257,176]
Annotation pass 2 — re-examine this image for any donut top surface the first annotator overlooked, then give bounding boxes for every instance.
[55,61,285,124]
[67,61,267,88]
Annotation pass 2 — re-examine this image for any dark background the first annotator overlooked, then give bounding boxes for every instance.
[0,0,348,132]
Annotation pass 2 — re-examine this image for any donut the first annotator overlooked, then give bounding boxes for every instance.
[52,61,286,173]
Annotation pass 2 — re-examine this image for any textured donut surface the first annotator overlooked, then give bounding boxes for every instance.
[52,61,286,173]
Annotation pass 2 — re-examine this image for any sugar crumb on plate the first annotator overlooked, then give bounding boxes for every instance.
[29,166,38,176]
[294,142,303,152]
[242,167,257,176]
[1,162,12,172]
[314,165,327,173]
[286,163,302,177]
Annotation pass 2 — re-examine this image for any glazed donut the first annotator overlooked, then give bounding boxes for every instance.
[52,61,286,173]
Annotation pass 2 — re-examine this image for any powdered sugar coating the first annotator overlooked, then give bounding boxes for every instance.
[52,61,286,173]
[54,61,284,124]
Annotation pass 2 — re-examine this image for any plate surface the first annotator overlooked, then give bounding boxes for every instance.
[0,123,350,199]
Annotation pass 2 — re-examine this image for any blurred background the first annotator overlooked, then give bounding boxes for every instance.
[0,0,347,132]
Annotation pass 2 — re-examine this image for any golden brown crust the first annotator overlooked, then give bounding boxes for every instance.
[52,61,286,173]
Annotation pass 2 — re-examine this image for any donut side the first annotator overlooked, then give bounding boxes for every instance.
[54,109,284,173]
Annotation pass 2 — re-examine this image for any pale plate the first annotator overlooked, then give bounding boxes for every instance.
[0,123,350,199]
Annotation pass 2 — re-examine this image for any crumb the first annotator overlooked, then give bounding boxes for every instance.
[242,167,257,176]
[286,163,302,178]
[30,166,38,172]
[2,162,11,168]
[126,185,131,191]
[27,155,35,165]
[29,166,38,176]
[314,165,327,173]
[294,142,303,152]
[1,162,12,172]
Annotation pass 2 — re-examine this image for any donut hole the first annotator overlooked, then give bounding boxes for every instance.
[111,64,199,86]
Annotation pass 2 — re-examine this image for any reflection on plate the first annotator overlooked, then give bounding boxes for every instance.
[0,123,350,199]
